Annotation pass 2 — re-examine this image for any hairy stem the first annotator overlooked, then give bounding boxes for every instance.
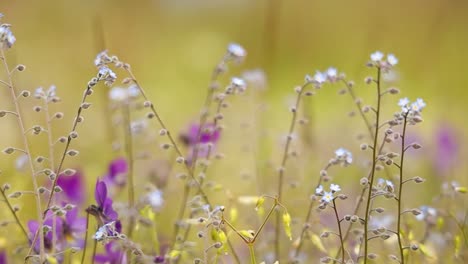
[397,114,408,263]
[1,49,45,261]
[363,67,382,263]
[275,82,310,260]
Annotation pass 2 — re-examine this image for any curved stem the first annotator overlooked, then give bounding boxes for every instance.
[275,82,310,260]
[81,212,91,264]
[1,49,45,261]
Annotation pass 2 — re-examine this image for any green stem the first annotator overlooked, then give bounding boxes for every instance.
[81,212,91,264]
[249,244,257,264]
[363,67,382,264]
[397,114,408,264]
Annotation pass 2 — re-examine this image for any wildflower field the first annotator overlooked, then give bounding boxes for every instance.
[0,1,467,263]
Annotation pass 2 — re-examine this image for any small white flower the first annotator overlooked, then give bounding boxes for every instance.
[330,184,341,193]
[335,148,353,165]
[326,67,337,78]
[315,185,324,195]
[231,77,247,92]
[387,54,398,66]
[47,85,56,98]
[313,71,326,84]
[94,50,110,67]
[398,97,409,107]
[242,69,267,91]
[411,98,426,112]
[321,191,334,203]
[147,189,164,210]
[0,24,16,49]
[227,43,246,59]
[127,84,140,98]
[34,87,45,99]
[109,87,128,102]
[370,51,384,62]
[385,180,394,192]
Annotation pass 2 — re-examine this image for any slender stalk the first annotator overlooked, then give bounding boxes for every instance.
[1,49,45,261]
[44,93,58,255]
[123,101,136,239]
[396,114,408,263]
[81,212,91,264]
[275,82,310,260]
[124,68,211,205]
[332,199,345,264]
[363,67,382,263]
[0,186,29,240]
[44,85,92,213]
[248,244,257,264]
[342,79,374,138]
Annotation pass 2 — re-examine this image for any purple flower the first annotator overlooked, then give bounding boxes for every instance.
[56,170,85,205]
[180,123,221,165]
[28,214,65,253]
[62,208,87,248]
[154,255,165,263]
[434,124,459,176]
[94,242,126,264]
[94,180,118,222]
[102,158,128,187]
[0,250,6,264]
[180,123,220,146]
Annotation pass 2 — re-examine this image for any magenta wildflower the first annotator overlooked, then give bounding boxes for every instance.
[102,158,128,187]
[434,124,459,176]
[28,214,65,253]
[56,170,85,205]
[0,250,6,264]
[180,123,220,146]
[94,179,119,223]
[94,242,127,264]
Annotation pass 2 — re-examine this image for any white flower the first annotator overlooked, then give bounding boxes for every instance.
[127,84,140,98]
[34,87,45,98]
[0,24,16,49]
[385,180,394,192]
[398,97,410,112]
[231,77,247,92]
[377,178,385,187]
[227,43,246,59]
[94,50,110,67]
[242,69,267,91]
[370,51,384,62]
[387,54,398,66]
[335,148,353,165]
[147,189,164,210]
[326,67,337,78]
[321,191,334,203]
[416,206,437,221]
[313,71,326,84]
[411,98,426,112]
[315,185,324,195]
[47,85,56,97]
[330,184,341,193]
[109,87,128,102]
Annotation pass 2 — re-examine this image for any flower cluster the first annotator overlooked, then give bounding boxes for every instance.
[369,51,398,69]
[305,67,341,87]
[315,183,341,204]
[0,23,15,49]
[333,148,353,166]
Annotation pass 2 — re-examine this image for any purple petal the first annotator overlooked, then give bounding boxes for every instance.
[57,170,85,205]
[103,198,118,221]
[108,158,128,179]
[95,180,108,207]
[0,250,6,264]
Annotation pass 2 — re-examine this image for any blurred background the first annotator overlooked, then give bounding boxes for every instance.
[0,0,467,262]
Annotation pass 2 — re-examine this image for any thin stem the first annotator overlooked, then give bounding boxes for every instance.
[249,243,257,264]
[396,114,408,264]
[44,86,92,214]
[91,238,97,263]
[0,186,29,240]
[44,95,58,255]
[253,201,277,243]
[81,212,91,264]
[342,79,374,138]
[363,67,382,264]
[124,68,211,205]
[332,199,345,264]
[1,49,45,261]
[275,82,310,260]
[123,101,136,239]
[293,171,324,258]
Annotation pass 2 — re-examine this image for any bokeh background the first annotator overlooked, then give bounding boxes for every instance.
[0,0,467,262]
